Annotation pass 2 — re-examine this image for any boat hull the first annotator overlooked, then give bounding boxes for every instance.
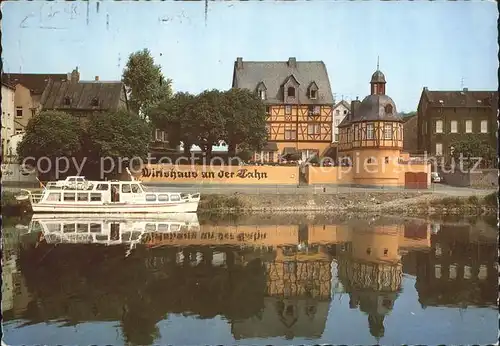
[31,201,199,213]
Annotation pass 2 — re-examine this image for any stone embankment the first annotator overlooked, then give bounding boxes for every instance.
[2,190,496,217]
[199,191,497,217]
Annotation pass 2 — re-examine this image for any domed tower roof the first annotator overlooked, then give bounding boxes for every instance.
[350,94,402,123]
[371,70,386,83]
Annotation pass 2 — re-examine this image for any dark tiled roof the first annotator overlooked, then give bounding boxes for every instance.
[232,58,334,105]
[2,73,68,94]
[1,81,15,90]
[282,147,298,154]
[41,80,125,112]
[350,94,403,123]
[371,70,386,83]
[333,100,351,110]
[262,142,278,151]
[422,88,498,107]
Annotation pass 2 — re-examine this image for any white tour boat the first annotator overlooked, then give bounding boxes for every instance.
[17,174,200,213]
[29,213,200,250]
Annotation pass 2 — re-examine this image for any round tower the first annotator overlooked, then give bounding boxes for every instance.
[338,68,404,187]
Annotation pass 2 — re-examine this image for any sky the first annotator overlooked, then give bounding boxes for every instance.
[1,0,498,112]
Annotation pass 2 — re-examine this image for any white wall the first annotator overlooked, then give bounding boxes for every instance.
[332,102,349,142]
[1,85,16,156]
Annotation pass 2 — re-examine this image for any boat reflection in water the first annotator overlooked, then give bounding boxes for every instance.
[2,215,498,346]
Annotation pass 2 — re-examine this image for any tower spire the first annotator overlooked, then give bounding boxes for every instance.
[377,56,380,70]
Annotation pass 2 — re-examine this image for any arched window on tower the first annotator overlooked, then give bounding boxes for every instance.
[385,104,393,114]
[287,87,295,98]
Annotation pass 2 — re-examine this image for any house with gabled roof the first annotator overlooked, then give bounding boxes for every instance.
[2,72,69,133]
[332,100,350,143]
[232,57,334,162]
[40,68,128,116]
[416,87,498,161]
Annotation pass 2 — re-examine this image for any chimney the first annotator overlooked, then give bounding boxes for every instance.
[423,87,428,91]
[95,76,99,81]
[70,67,80,83]
[463,87,468,92]
[236,57,243,69]
[288,57,297,68]
[350,98,361,121]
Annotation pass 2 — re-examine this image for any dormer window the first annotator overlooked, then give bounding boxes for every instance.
[63,96,71,106]
[308,81,319,100]
[384,104,393,114]
[256,81,267,101]
[259,90,266,100]
[91,97,99,107]
[287,87,295,98]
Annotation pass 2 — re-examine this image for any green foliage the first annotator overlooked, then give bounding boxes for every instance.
[399,111,416,118]
[200,194,246,210]
[467,195,479,205]
[122,49,172,117]
[236,149,253,162]
[86,110,151,160]
[482,192,497,206]
[150,89,268,156]
[221,88,268,155]
[17,111,82,163]
[450,135,496,167]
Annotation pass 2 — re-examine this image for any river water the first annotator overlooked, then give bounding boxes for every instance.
[2,213,498,345]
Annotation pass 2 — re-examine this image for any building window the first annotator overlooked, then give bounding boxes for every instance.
[310,89,317,99]
[366,123,374,140]
[344,110,347,115]
[16,108,23,117]
[308,124,320,135]
[284,129,296,140]
[450,120,458,133]
[265,106,270,115]
[91,98,99,107]
[31,108,36,117]
[64,96,71,105]
[335,119,340,126]
[269,151,274,162]
[287,87,295,98]
[335,133,339,141]
[265,124,271,138]
[309,105,320,116]
[435,143,443,156]
[155,129,162,141]
[384,104,393,114]
[354,125,358,141]
[15,129,24,135]
[285,105,292,115]
[383,248,388,256]
[435,120,443,133]
[384,123,392,139]
[465,120,472,133]
[480,120,488,133]
[259,90,266,100]
[385,157,389,164]
[335,110,340,116]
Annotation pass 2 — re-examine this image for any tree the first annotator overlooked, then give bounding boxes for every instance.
[189,89,227,157]
[449,135,496,168]
[17,111,82,179]
[221,88,268,156]
[122,49,173,118]
[149,92,197,155]
[85,110,152,174]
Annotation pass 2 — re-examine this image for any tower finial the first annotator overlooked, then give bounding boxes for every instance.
[377,56,380,70]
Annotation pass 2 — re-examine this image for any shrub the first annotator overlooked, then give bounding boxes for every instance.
[467,195,479,205]
[482,192,498,207]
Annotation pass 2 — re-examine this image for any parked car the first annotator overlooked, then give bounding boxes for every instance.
[431,172,442,183]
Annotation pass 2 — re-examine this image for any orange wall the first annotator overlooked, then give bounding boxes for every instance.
[137,164,300,185]
[306,158,430,187]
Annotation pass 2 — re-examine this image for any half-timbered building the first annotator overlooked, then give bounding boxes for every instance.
[337,68,408,187]
[232,57,334,162]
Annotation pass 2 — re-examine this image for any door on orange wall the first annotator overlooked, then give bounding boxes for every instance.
[405,172,428,189]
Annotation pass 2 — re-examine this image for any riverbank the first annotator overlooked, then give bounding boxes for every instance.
[198,191,497,217]
[2,190,496,217]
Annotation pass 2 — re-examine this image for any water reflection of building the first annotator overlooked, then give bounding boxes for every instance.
[336,221,432,341]
[1,227,33,319]
[412,222,498,308]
